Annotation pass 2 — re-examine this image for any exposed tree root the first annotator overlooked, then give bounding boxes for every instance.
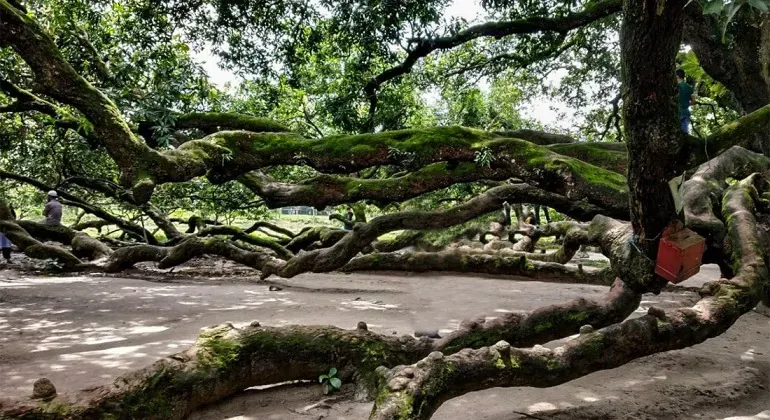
[15,221,113,260]
[0,280,640,420]
[195,225,294,260]
[0,221,84,268]
[368,174,769,420]
[104,236,279,272]
[340,251,614,286]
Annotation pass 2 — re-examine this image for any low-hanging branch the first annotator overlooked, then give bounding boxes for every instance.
[0,170,158,244]
[237,134,629,217]
[194,225,294,260]
[260,184,616,280]
[340,251,614,286]
[104,236,280,273]
[369,173,769,420]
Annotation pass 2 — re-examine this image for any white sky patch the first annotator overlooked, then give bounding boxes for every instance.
[193,0,571,127]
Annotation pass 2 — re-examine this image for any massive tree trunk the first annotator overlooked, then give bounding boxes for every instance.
[620,0,687,291]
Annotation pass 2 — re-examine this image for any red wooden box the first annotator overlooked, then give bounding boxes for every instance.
[655,227,706,284]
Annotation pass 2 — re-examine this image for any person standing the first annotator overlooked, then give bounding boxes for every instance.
[343,206,354,231]
[677,69,694,134]
[43,191,62,226]
[1,204,16,264]
[533,204,551,226]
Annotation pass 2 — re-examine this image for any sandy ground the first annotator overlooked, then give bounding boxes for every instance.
[1,256,769,419]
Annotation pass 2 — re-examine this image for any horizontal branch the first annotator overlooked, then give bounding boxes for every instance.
[195,225,294,260]
[0,277,640,419]
[260,184,616,280]
[341,250,614,286]
[104,236,280,272]
[15,220,113,260]
[0,220,85,268]
[236,131,628,218]
[682,104,770,168]
[0,170,156,244]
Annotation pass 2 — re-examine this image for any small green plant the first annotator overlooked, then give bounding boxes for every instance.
[318,367,342,394]
[474,147,495,167]
[387,147,416,169]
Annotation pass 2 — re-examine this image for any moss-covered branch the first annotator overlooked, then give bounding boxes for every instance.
[137,112,290,145]
[195,225,294,260]
[0,170,157,244]
[683,146,770,245]
[0,279,641,420]
[15,220,113,260]
[341,250,614,285]
[0,220,85,268]
[104,236,280,272]
[260,184,616,279]
[682,104,770,168]
[243,221,296,239]
[369,175,769,420]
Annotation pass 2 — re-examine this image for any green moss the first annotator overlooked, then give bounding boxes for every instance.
[547,143,627,174]
[495,358,506,369]
[200,336,242,370]
[578,332,605,356]
[534,321,554,333]
[566,311,589,322]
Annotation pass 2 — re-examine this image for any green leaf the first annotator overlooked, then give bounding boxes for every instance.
[318,374,329,383]
[329,377,342,389]
[328,367,337,377]
[747,0,769,12]
[702,0,725,14]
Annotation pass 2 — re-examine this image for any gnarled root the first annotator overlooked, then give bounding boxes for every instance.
[105,237,280,272]
[0,221,84,268]
[341,251,614,285]
[16,220,112,260]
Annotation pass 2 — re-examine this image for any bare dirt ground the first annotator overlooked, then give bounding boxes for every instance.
[1,255,769,420]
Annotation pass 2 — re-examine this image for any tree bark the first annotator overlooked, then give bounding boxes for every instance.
[620,0,687,291]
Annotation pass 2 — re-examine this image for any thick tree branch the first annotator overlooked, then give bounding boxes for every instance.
[0,170,157,244]
[260,184,615,280]
[682,104,770,168]
[15,220,112,260]
[104,236,280,272]
[683,146,770,246]
[195,225,294,260]
[235,131,629,219]
[369,175,768,420]
[341,251,614,286]
[0,278,641,420]
[137,112,290,144]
